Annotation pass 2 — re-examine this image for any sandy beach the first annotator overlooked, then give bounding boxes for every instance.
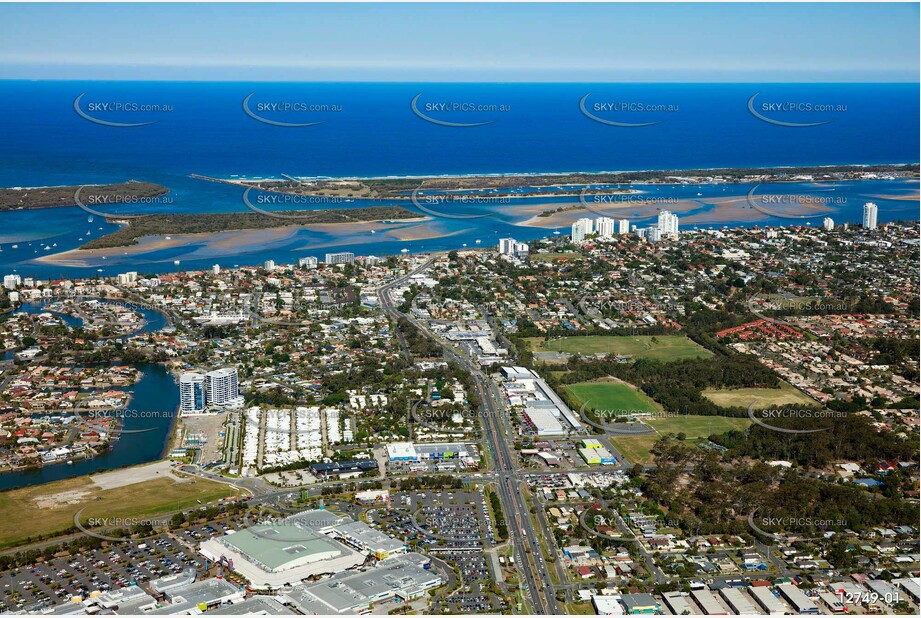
[35,217,431,267]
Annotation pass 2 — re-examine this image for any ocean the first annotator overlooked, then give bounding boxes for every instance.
[0,81,917,278]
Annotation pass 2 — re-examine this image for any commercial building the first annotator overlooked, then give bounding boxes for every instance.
[818,591,847,613]
[146,578,245,614]
[325,252,355,265]
[502,366,584,436]
[282,553,442,615]
[691,589,728,615]
[776,584,819,614]
[178,372,206,414]
[719,587,758,614]
[309,458,378,479]
[748,586,789,615]
[823,217,835,231]
[620,593,659,614]
[578,444,615,465]
[198,513,364,589]
[386,442,418,462]
[862,202,878,230]
[582,446,615,465]
[579,447,602,465]
[332,520,407,560]
[355,489,390,503]
[200,597,294,615]
[662,591,693,615]
[591,594,625,615]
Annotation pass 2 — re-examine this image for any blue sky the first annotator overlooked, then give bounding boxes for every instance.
[0,2,918,81]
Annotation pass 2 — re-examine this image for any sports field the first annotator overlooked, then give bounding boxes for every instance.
[703,382,817,409]
[537,335,712,361]
[564,380,661,415]
[645,414,751,438]
[0,467,237,549]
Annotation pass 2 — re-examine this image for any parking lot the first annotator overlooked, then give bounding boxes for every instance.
[369,490,507,614]
[0,535,201,613]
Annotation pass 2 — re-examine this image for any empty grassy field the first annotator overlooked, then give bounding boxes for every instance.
[645,414,751,438]
[564,379,661,415]
[529,252,584,262]
[609,434,660,466]
[0,469,236,549]
[703,382,817,409]
[536,335,712,361]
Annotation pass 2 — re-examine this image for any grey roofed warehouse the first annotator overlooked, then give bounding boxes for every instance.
[282,553,442,615]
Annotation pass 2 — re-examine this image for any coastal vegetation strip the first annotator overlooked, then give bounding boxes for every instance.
[80,206,418,249]
[0,181,168,211]
[191,163,919,199]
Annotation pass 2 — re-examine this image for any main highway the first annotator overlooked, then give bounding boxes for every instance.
[378,256,559,614]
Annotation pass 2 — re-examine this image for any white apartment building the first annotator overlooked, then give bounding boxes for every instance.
[179,372,206,414]
[3,274,21,290]
[299,256,319,268]
[595,217,615,238]
[498,238,529,259]
[862,202,878,230]
[571,218,594,243]
[205,367,242,408]
[325,252,355,265]
[657,210,679,235]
